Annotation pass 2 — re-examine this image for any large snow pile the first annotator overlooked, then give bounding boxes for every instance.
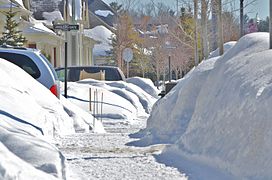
[139,33,272,179]
[126,77,160,99]
[137,57,219,145]
[208,41,236,58]
[0,60,104,178]
[84,26,114,56]
[64,78,157,122]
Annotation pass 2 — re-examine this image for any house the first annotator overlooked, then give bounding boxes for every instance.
[0,0,66,67]
[84,0,117,65]
[29,0,97,67]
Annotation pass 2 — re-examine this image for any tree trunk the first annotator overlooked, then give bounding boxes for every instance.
[194,0,199,65]
[270,0,272,49]
[211,0,218,51]
[117,47,122,69]
[201,0,209,59]
[217,0,224,55]
[240,0,244,37]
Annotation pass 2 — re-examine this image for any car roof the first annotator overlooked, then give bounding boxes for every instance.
[0,47,40,54]
[55,65,120,69]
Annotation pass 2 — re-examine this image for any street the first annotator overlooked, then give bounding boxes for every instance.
[56,118,187,180]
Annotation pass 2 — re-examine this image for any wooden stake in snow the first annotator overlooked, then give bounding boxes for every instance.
[101,92,104,122]
[89,88,92,111]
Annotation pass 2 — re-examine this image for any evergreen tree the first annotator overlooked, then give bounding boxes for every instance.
[0,4,27,47]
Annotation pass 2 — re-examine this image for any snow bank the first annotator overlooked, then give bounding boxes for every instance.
[141,33,272,179]
[65,81,138,121]
[0,60,104,178]
[64,78,157,122]
[208,41,236,58]
[126,77,160,99]
[106,81,157,114]
[137,57,219,145]
[0,142,58,180]
[0,60,72,178]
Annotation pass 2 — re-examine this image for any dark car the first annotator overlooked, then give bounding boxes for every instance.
[55,66,126,82]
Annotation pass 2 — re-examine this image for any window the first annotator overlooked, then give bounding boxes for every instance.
[0,52,41,79]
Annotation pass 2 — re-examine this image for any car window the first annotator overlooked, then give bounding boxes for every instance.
[39,54,58,80]
[0,52,41,79]
[83,67,122,81]
[105,69,121,81]
[56,68,71,82]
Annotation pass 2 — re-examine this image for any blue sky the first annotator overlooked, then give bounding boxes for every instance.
[103,0,269,19]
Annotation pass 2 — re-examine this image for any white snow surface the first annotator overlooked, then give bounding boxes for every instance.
[208,41,236,58]
[23,17,56,35]
[126,77,160,99]
[42,10,64,25]
[64,78,157,122]
[84,25,113,44]
[84,26,114,56]
[0,142,58,180]
[95,10,114,17]
[140,33,272,179]
[0,60,104,179]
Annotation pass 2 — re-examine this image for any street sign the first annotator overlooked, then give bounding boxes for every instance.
[53,24,79,31]
[122,48,133,62]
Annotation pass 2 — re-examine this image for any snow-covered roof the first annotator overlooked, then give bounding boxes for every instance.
[0,1,26,10]
[23,17,56,35]
[95,10,113,17]
[42,10,64,26]
[13,0,25,8]
[84,25,115,56]
[84,25,114,44]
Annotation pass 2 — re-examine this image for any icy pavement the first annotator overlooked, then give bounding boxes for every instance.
[55,117,187,180]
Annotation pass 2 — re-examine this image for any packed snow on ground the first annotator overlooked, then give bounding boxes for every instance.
[208,41,236,58]
[95,10,114,17]
[126,77,160,99]
[84,26,114,56]
[0,60,104,179]
[137,33,272,179]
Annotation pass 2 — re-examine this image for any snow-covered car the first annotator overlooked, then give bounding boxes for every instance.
[55,66,126,82]
[0,46,60,98]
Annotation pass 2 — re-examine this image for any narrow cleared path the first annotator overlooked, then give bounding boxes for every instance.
[56,118,187,180]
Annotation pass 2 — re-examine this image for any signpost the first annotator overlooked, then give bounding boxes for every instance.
[53,24,79,98]
[122,48,133,78]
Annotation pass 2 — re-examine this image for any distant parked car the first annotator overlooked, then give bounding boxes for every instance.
[55,66,126,82]
[0,46,60,98]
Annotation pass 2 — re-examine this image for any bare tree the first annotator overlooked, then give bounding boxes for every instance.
[201,0,209,59]
[270,0,272,49]
[217,0,224,55]
[240,0,244,37]
[211,0,218,51]
[194,0,199,65]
